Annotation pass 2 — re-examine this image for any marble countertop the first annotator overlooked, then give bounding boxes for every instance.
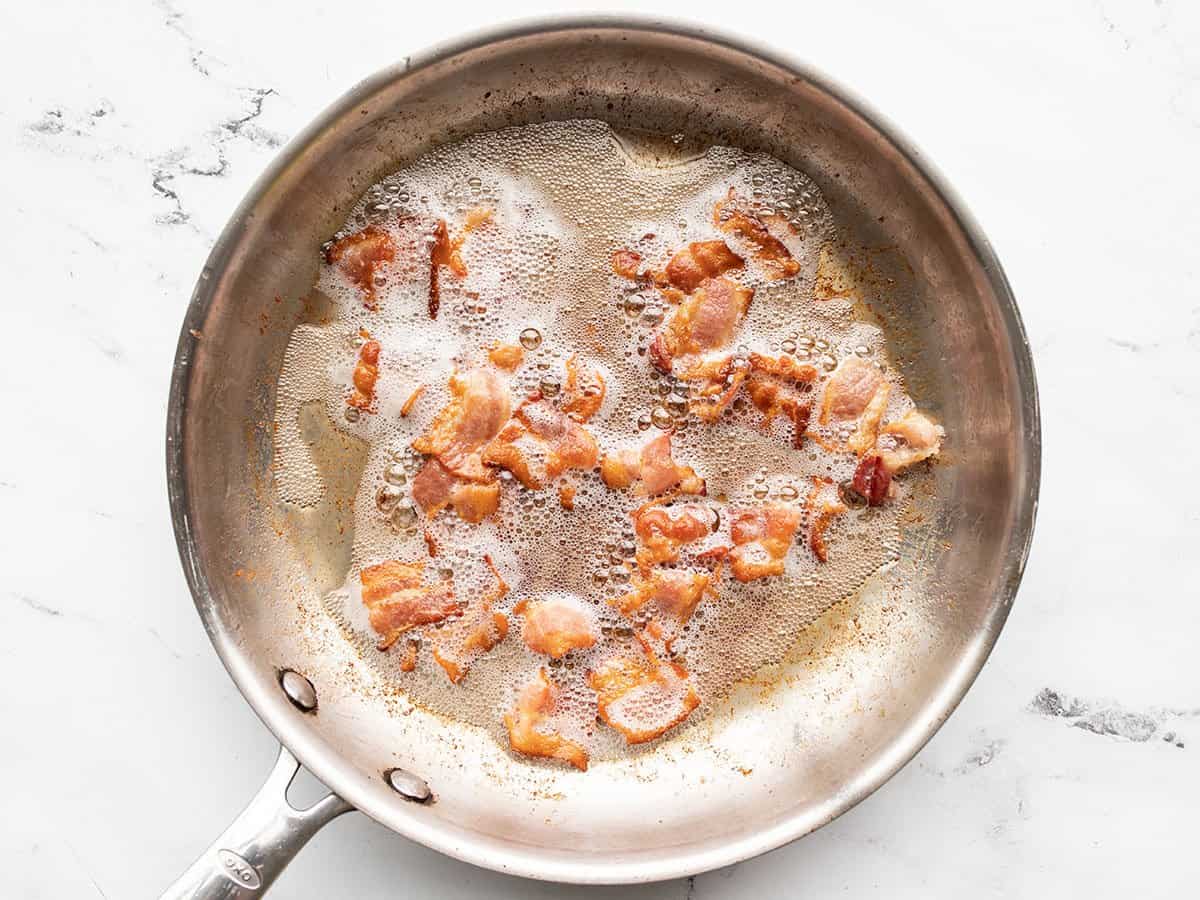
[3,1,1197,897]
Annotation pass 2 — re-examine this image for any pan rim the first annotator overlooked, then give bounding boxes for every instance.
[166,12,1041,884]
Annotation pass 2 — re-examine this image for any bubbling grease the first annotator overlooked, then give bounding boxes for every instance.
[272,120,925,763]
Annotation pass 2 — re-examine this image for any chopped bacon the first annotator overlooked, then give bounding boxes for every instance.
[348,338,381,410]
[451,481,501,524]
[482,398,598,490]
[663,240,744,293]
[805,478,847,563]
[412,458,457,515]
[427,207,492,319]
[400,384,425,417]
[689,354,749,423]
[430,556,509,683]
[561,355,606,422]
[877,410,944,473]
[713,196,800,280]
[360,561,461,648]
[820,357,886,425]
[727,503,802,581]
[612,569,711,630]
[398,639,419,672]
[588,647,700,745]
[558,484,576,510]
[487,341,525,372]
[611,248,644,280]
[851,453,892,506]
[600,434,705,496]
[632,503,715,571]
[325,225,396,307]
[412,368,511,481]
[504,669,589,770]
[517,596,597,658]
[745,353,818,446]
[650,277,754,375]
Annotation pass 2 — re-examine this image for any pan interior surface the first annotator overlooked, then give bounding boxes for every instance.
[169,20,1038,883]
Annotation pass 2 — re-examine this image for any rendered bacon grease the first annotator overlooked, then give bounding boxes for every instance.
[273,121,944,770]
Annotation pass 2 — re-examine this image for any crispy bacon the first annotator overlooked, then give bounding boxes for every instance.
[427,207,492,319]
[611,248,644,280]
[805,478,847,563]
[561,355,606,423]
[398,639,419,672]
[451,481,501,524]
[877,410,944,473]
[632,503,715,571]
[412,458,457,515]
[713,196,800,281]
[482,398,599,490]
[430,556,509,683]
[650,276,754,375]
[348,338,381,410]
[558,484,576,510]
[663,240,744,293]
[517,596,597,658]
[588,647,700,745]
[851,453,892,506]
[411,458,501,524]
[400,384,425,417]
[412,368,511,481]
[487,341,525,372]
[745,353,818,446]
[727,503,802,581]
[600,433,705,496]
[612,569,711,630]
[325,225,396,307]
[360,561,461,647]
[504,669,589,770]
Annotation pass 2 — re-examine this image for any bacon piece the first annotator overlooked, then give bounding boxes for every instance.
[650,277,754,375]
[820,357,885,425]
[713,198,800,281]
[632,503,715,571]
[360,561,461,647]
[600,434,705,496]
[348,338,381,410]
[411,458,457,516]
[612,569,711,629]
[400,384,424,417]
[430,556,509,683]
[688,354,749,423]
[588,647,700,745]
[504,669,589,770]
[325,225,396,307]
[612,248,644,280]
[728,503,802,581]
[487,341,524,372]
[663,240,744,293]
[517,596,597,658]
[744,353,818,446]
[558,484,576,510]
[426,208,492,319]
[412,369,511,481]
[412,457,500,524]
[398,639,419,672]
[482,398,599,490]
[851,453,892,507]
[561,355,606,423]
[451,481,500,524]
[804,478,847,563]
[877,410,945,473]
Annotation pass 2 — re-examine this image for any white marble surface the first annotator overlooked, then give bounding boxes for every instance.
[2,0,1198,896]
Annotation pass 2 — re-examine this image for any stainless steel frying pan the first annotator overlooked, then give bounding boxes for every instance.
[163,16,1039,897]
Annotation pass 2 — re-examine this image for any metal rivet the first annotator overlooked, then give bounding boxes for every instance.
[384,767,432,803]
[279,669,317,712]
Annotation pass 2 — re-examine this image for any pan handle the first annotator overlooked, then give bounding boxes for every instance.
[160,744,354,899]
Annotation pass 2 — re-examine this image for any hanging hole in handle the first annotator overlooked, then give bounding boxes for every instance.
[384,767,433,804]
